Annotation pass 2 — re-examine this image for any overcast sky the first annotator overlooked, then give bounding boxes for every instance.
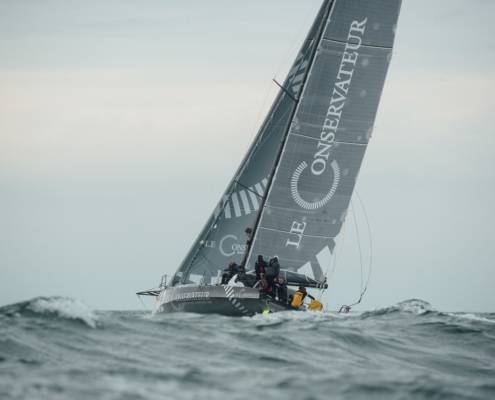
[1,0,494,311]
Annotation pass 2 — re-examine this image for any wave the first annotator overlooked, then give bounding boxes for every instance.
[1,296,493,400]
[448,312,495,325]
[359,300,495,332]
[360,298,434,318]
[1,296,492,335]
[0,296,98,328]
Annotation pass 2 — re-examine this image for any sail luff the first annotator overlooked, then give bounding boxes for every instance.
[242,0,335,269]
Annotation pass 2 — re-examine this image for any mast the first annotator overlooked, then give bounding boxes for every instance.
[241,0,334,269]
[172,0,402,285]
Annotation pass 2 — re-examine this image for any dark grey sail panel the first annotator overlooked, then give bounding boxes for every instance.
[172,1,333,286]
[292,40,394,146]
[259,136,367,237]
[246,0,402,280]
[324,0,401,48]
[251,227,335,274]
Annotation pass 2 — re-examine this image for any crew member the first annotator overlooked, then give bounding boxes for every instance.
[235,263,249,286]
[290,285,307,309]
[274,276,288,303]
[271,256,280,279]
[221,261,239,284]
[254,255,267,283]
[265,256,280,291]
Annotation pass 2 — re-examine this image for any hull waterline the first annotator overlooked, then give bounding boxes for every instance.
[154,285,292,317]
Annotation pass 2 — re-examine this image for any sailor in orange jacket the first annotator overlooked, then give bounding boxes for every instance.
[290,286,307,309]
[291,285,323,311]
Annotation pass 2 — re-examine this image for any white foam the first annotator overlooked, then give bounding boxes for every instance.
[396,299,433,315]
[28,297,98,328]
[449,313,495,324]
[246,309,333,325]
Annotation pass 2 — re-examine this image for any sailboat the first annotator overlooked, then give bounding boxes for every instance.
[138,0,402,316]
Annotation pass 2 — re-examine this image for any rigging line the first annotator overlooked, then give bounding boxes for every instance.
[351,201,364,298]
[355,190,373,301]
[247,72,278,148]
[319,214,348,303]
[345,191,373,308]
[273,1,320,81]
[235,51,297,183]
[330,220,347,280]
[320,210,348,303]
[272,79,298,102]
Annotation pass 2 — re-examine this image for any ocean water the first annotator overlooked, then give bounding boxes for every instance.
[0,297,494,400]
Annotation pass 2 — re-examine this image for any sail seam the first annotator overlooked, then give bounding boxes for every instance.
[321,37,393,50]
[289,131,368,146]
[335,140,367,146]
[257,226,335,240]
[261,202,341,216]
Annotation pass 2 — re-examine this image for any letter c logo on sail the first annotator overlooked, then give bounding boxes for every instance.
[219,234,246,257]
[290,159,340,210]
[219,234,237,257]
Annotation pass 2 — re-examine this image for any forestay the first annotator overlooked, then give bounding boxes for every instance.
[245,0,402,280]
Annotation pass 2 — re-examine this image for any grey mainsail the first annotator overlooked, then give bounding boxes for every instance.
[172,0,333,286]
[245,0,402,281]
